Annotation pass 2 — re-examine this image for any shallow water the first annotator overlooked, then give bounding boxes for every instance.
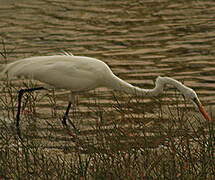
[0,0,215,144]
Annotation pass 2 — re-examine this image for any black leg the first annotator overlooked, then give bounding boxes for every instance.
[16,89,24,127]
[62,101,72,126]
[16,87,45,129]
[62,101,79,131]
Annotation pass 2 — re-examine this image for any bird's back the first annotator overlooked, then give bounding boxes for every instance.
[1,55,114,91]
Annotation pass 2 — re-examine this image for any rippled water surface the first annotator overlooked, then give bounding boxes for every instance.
[0,0,215,145]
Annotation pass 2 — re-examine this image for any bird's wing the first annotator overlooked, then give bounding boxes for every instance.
[2,55,111,91]
[35,60,103,90]
[6,56,103,91]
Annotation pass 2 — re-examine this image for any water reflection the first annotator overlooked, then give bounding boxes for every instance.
[0,0,214,142]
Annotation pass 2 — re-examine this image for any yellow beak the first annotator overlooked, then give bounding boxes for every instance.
[194,99,212,122]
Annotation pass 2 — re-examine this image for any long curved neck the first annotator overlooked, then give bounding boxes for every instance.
[108,75,187,97]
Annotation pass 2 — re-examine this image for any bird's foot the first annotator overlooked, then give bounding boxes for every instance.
[16,126,23,140]
[62,116,80,134]
[62,116,67,126]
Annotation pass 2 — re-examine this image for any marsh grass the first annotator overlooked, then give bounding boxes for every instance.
[0,49,214,179]
[0,79,214,179]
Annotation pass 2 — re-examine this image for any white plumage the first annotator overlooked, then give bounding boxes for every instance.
[0,54,212,131]
[2,56,111,91]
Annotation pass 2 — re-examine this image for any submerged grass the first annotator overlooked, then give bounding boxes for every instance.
[0,48,214,179]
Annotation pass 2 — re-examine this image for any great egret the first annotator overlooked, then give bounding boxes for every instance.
[0,53,212,131]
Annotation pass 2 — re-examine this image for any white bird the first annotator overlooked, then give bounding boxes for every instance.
[0,54,212,131]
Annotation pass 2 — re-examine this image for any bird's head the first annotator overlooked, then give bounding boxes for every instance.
[182,87,212,121]
[156,76,212,122]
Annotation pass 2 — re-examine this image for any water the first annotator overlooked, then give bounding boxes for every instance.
[0,0,215,147]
